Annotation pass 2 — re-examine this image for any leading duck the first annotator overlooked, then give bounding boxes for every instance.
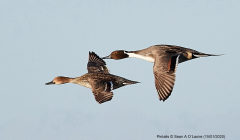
[102,45,221,101]
[46,52,139,104]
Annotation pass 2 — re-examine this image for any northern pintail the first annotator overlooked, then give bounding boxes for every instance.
[46,52,139,104]
[102,45,221,101]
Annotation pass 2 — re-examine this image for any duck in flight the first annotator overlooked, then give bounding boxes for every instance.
[46,52,139,104]
[102,45,221,101]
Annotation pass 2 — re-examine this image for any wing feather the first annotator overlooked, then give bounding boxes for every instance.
[153,54,179,101]
[87,52,110,74]
[94,91,113,104]
[89,78,114,104]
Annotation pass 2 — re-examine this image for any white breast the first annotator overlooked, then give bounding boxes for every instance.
[126,53,155,63]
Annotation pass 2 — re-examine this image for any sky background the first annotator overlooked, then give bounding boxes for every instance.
[1,0,239,139]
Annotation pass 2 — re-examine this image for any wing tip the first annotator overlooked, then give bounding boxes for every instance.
[95,92,113,104]
[88,51,106,65]
[159,98,167,102]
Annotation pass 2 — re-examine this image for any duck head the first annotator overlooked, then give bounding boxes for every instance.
[102,50,129,60]
[45,76,72,85]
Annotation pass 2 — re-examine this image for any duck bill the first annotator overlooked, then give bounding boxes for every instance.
[101,55,112,59]
[45,81,55,85]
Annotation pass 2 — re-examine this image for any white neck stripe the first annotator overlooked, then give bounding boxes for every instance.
[126,53,154,63]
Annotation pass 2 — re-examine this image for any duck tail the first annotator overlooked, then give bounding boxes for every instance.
[192,52,224,58]
[123,80,140,85]
[112,76,139,90]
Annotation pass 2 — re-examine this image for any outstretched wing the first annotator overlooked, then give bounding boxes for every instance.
[94,91,113,104]
[87,52,110,74]
[153,53,180,101]
[89,78,114,104]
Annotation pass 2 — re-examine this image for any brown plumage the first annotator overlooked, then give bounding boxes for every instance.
[87,52,109,74]
[46,52,139,104]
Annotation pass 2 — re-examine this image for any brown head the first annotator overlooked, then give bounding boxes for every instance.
[45,76,72,85]
[102,50,129,60]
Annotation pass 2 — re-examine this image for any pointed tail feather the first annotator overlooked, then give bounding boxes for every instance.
[193,53,224,58]
[123,80,140,85]
[112,77,139,90]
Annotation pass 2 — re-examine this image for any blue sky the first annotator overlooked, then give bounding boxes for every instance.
[1,0,239,139]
